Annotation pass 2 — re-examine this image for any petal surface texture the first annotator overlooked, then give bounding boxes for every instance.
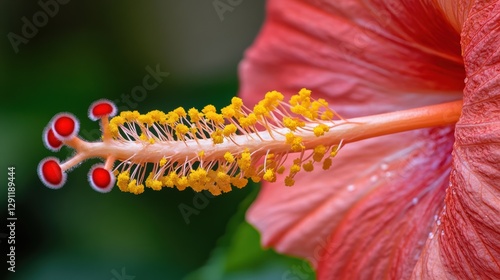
[414,1,500,279]
[239,0,499,279]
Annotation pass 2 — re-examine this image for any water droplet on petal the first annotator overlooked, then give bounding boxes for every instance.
[412,197,418,205]
[428,232,434,239]
[370,175,378,183]
[380,163,388,171]
[437,219,441,226]
[434,215,438,221]
[347,184,355,192]
[464,77,469,83]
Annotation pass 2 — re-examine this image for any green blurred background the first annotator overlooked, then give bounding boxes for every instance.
[1,1,315,279]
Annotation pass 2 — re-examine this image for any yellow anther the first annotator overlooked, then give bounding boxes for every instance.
[216,172,232,193]
[231,97,243,109]
[303,161,314,172]
[138,114,154,126]
[148,110,165,122]
[223,124,237,137]
[109,116,126,137]
[323,158,332,170]
[145,174,163,191]
[121,111,140,122]
[166,112,180,124]
[205,111,224,124]
[298,88,312,98]
[162,172,177,188]
[313,145,327,162]
[176,176,189,191]
[231,177,248,189]
[290,163,301,174]
[330,146,339,157]
[208,185,221,196]
[285,132,304,152]
[221,105,236,119]
[202,104,216,114]
[188,108,203,122]
[238,113,257,128]
[159,157,167,167]
[263,168,276,182]
[127,179,144,195]
[284,176,295,186]
[224,152,235,163]
[313,123,330,137]
[211,129,224,144]
[173,107,187,118]
[283,117,305,131]
[321,110,334,120]
[237,150,252,172]
[175,124,189,139]
[117,171,130,192]
[253,104,269,117]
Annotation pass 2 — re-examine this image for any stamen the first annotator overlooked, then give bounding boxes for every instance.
[37,90,462,195]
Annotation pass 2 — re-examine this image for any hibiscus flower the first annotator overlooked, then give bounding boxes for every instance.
[239,0,500,279]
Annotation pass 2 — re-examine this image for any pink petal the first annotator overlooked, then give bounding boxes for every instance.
[236,0,500,278]
[413,1,500,278]
[247,127,455,279]
[239,0,464,117]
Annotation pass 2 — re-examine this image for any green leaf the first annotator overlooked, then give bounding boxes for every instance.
[185,186,316,280]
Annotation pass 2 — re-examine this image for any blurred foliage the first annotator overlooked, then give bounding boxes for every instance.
[186,187,316,280]
[0,1,312,279]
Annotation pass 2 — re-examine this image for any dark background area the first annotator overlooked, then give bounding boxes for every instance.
[0,1,315,279]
